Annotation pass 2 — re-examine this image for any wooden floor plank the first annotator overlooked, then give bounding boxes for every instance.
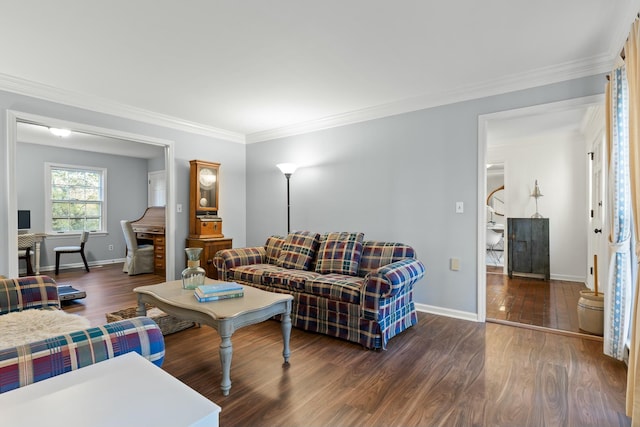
[53,264,630,427]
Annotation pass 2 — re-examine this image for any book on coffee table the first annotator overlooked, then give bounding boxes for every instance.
[194,289,244,302]
[196,282,243,295]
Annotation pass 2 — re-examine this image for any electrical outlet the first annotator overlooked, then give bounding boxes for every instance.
[108,244,114,251]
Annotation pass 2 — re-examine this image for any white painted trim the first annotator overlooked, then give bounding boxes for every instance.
[0,73,245,144]
[477,114,488,323]
[246,55,614,143]
[0,53,615,146]
[415,303,480,323]
[5,110,177,281]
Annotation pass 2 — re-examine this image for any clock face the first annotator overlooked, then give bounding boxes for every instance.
[199,168,217,189]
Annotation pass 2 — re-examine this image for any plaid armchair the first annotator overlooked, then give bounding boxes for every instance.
[0,275,165,393]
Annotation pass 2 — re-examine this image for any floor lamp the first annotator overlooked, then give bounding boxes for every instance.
[276,163,298,234]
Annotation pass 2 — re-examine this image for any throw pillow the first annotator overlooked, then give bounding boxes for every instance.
[315,232,364,276]
[265,235,285,265]
[277,231,320,270]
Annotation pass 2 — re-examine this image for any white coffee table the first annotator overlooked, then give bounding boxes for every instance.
[134,279,293,396]
[0,352,221,427]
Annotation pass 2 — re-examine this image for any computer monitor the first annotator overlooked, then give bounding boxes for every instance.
[18,210,31,230]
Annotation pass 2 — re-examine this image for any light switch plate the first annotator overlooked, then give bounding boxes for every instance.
[450,258,461,271]
[456,202,464,213]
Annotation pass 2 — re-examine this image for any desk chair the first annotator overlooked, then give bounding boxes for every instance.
[121,220,155,275]
[54,231,90,275]
[486,228,504,266]
[18,233,35,276]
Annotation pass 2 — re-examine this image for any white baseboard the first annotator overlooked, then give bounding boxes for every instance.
[36,258,126,274]
[415,303,480,322]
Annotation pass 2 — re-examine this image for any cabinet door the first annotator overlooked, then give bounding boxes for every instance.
[509,218,532,274]
[531,219,550,279]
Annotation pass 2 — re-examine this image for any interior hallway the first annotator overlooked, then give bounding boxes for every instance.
[486,266,599,339]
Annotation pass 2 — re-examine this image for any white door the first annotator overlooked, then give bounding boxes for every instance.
[587,130,607,292]
[148,170,166,207]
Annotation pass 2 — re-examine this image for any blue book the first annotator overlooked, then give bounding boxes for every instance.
[194,290,244,302]
[197,282,243,294]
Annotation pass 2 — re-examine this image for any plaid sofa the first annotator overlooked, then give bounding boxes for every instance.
[0,275,165,393]
[213,231,425,349]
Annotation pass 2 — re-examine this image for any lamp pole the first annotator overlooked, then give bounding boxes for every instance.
[284,172,292,234]
[276,163,298,234]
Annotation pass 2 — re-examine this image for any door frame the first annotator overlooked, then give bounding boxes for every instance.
[477,94,605,322]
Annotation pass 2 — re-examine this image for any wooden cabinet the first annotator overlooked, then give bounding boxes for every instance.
[507,218,550,280]
[185,237,232,279]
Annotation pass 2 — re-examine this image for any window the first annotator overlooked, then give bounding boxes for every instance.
[45,163,106,234]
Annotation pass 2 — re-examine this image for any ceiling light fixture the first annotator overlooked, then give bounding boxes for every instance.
[49,128,71,138]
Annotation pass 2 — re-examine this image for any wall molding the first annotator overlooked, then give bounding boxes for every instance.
[0,73,245,143]
[246,54,614,143]
[0,53,615,146]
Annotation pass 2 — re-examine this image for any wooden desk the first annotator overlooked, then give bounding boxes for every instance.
[0,352,221,427]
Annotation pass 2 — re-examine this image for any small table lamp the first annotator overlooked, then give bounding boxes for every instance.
[531,179,543,218]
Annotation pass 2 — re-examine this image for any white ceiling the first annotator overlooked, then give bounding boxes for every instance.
[0,1,638,143]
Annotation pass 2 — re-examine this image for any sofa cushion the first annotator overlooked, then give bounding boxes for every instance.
[228,264,285,286]
[264,235,285,265]
[305,274,364,304]
[315,232,364,276]
[263,269,323,291]
[358,241,416,277]
[277,231,320,271]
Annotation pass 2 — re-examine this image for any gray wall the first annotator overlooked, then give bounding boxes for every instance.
[246,74,606,316]
[0,90,247,279]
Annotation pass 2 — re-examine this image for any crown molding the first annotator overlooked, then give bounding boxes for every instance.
[0,50,617,147]
[0,73,246,144]
[246,54,615,143]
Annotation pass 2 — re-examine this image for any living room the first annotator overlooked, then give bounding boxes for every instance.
[2,2,640,426]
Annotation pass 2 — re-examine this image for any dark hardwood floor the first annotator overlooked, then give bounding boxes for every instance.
[53,264,629,427]
[486,266,596,339]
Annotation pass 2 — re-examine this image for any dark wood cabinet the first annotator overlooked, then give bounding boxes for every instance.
[507,218,550,280]
[185,237,232,279]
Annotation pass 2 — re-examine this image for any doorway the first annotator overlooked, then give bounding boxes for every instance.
[477,95,606,337]
[5,110,176,280]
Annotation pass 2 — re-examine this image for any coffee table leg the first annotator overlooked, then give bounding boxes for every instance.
[136,295,147,317]
[282,302,292,364]
[219,333,233,396]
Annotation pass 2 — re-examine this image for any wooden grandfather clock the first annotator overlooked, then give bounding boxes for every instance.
[189,160,224,238]
[187,160,233,279]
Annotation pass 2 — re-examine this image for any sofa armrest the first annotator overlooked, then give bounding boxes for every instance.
[213,247,266,280]
[0,275,59,315]
[363,258,426,300]
[0,316,165,394]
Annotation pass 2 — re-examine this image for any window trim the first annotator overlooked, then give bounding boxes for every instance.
[45,162,108,235]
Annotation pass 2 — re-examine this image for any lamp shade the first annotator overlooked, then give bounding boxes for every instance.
[277,163,298,176]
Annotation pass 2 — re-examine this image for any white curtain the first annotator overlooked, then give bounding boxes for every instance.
[604,66,632,360]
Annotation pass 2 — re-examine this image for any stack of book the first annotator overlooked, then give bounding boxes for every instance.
[194,282,244,302]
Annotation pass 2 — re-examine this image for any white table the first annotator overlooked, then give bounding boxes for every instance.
[135,279,293,396]
[0,352,221,427]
